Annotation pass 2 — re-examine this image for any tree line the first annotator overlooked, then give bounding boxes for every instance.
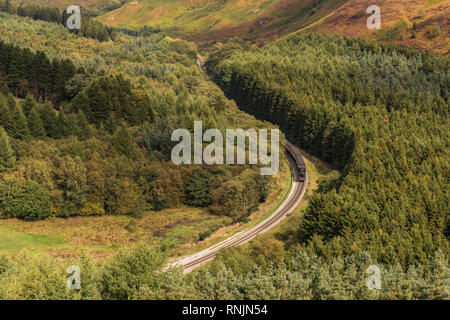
[0,0,161,42]
[0,40,77,102]
[0,0,113,42]
[0,242,447,299]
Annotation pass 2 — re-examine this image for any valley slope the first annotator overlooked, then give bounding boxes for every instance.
[308,0,449,55]
[96,0,347,44]
[10,0,449,54]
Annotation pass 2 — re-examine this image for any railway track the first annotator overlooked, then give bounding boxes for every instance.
[168,141,308,273]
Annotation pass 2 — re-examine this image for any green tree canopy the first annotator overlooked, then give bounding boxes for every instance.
[184,168,211,207]
[0,179,51,220]
[27,106,45,138]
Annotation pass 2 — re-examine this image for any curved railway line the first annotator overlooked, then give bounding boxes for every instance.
[169,141,309,273]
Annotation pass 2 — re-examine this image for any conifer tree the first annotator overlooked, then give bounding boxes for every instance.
[10,104,29,139]
[38,102,57,138]
[184,168,211,207]
[6,93,15,111]
[21,94,37,116]
[27,106,45,138]
[0,126,15,172]
[76,110,91,141]
[55,112,68,138]
[66,113,78,138]
[0,99,12,134]
[112,126,135,159]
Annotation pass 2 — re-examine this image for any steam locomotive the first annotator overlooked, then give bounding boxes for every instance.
[298,166,306,183]
[285,141,306,183]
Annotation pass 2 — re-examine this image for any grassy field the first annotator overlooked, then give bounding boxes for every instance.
[0,208,230,259]
[11,0,447,54]
[0,227,66,250]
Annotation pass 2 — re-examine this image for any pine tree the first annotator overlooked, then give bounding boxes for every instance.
[10,104,30,139]
[0,99,12,134]
[184,168,211,207]
[76,110,91,141]
[52,58,75,103]
[66,113,78,137]
[27,106,45,138]
[39,102,57,138]
[55,112,68,138]
[71,91,90,118]
[34,51,53,100]
[6,93,15,111]
[21,94,37,116]
[0,126,15,172]
[86,80,110,125]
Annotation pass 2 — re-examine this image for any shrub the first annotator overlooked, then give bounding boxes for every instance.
[355,9,366,19]
[198,228,215,241]
[0,252,101,300]
[100,244,167,300]
[0,179,51,220]
[80,202,105,216]
[425,24,441,39]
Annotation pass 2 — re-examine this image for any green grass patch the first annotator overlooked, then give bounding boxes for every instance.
[0,227,67,251]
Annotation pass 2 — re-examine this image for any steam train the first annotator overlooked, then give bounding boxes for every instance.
[285,141,306,183]
[298,166,306,183]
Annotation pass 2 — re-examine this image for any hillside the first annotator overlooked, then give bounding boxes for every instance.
[307,0,449,55]
[10,0,128,15]
[10,0,449,54]
[96,0,347,44]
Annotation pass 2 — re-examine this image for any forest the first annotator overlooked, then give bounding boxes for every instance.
[0,0,114,42]
[0,40,77,101]
[210,33,449,268]
[0,11,275,223]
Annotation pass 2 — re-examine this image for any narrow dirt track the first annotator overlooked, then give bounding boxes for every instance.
[168,141,308,273]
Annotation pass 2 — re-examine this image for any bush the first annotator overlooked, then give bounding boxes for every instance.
[0,252,101,300]
[100,244,167,300]
[80,202,105,216]
[0,179,51,220]
[425,24,441,39]
[355,9,366,19]
[184,168,211,207]
[198,227,218,241]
